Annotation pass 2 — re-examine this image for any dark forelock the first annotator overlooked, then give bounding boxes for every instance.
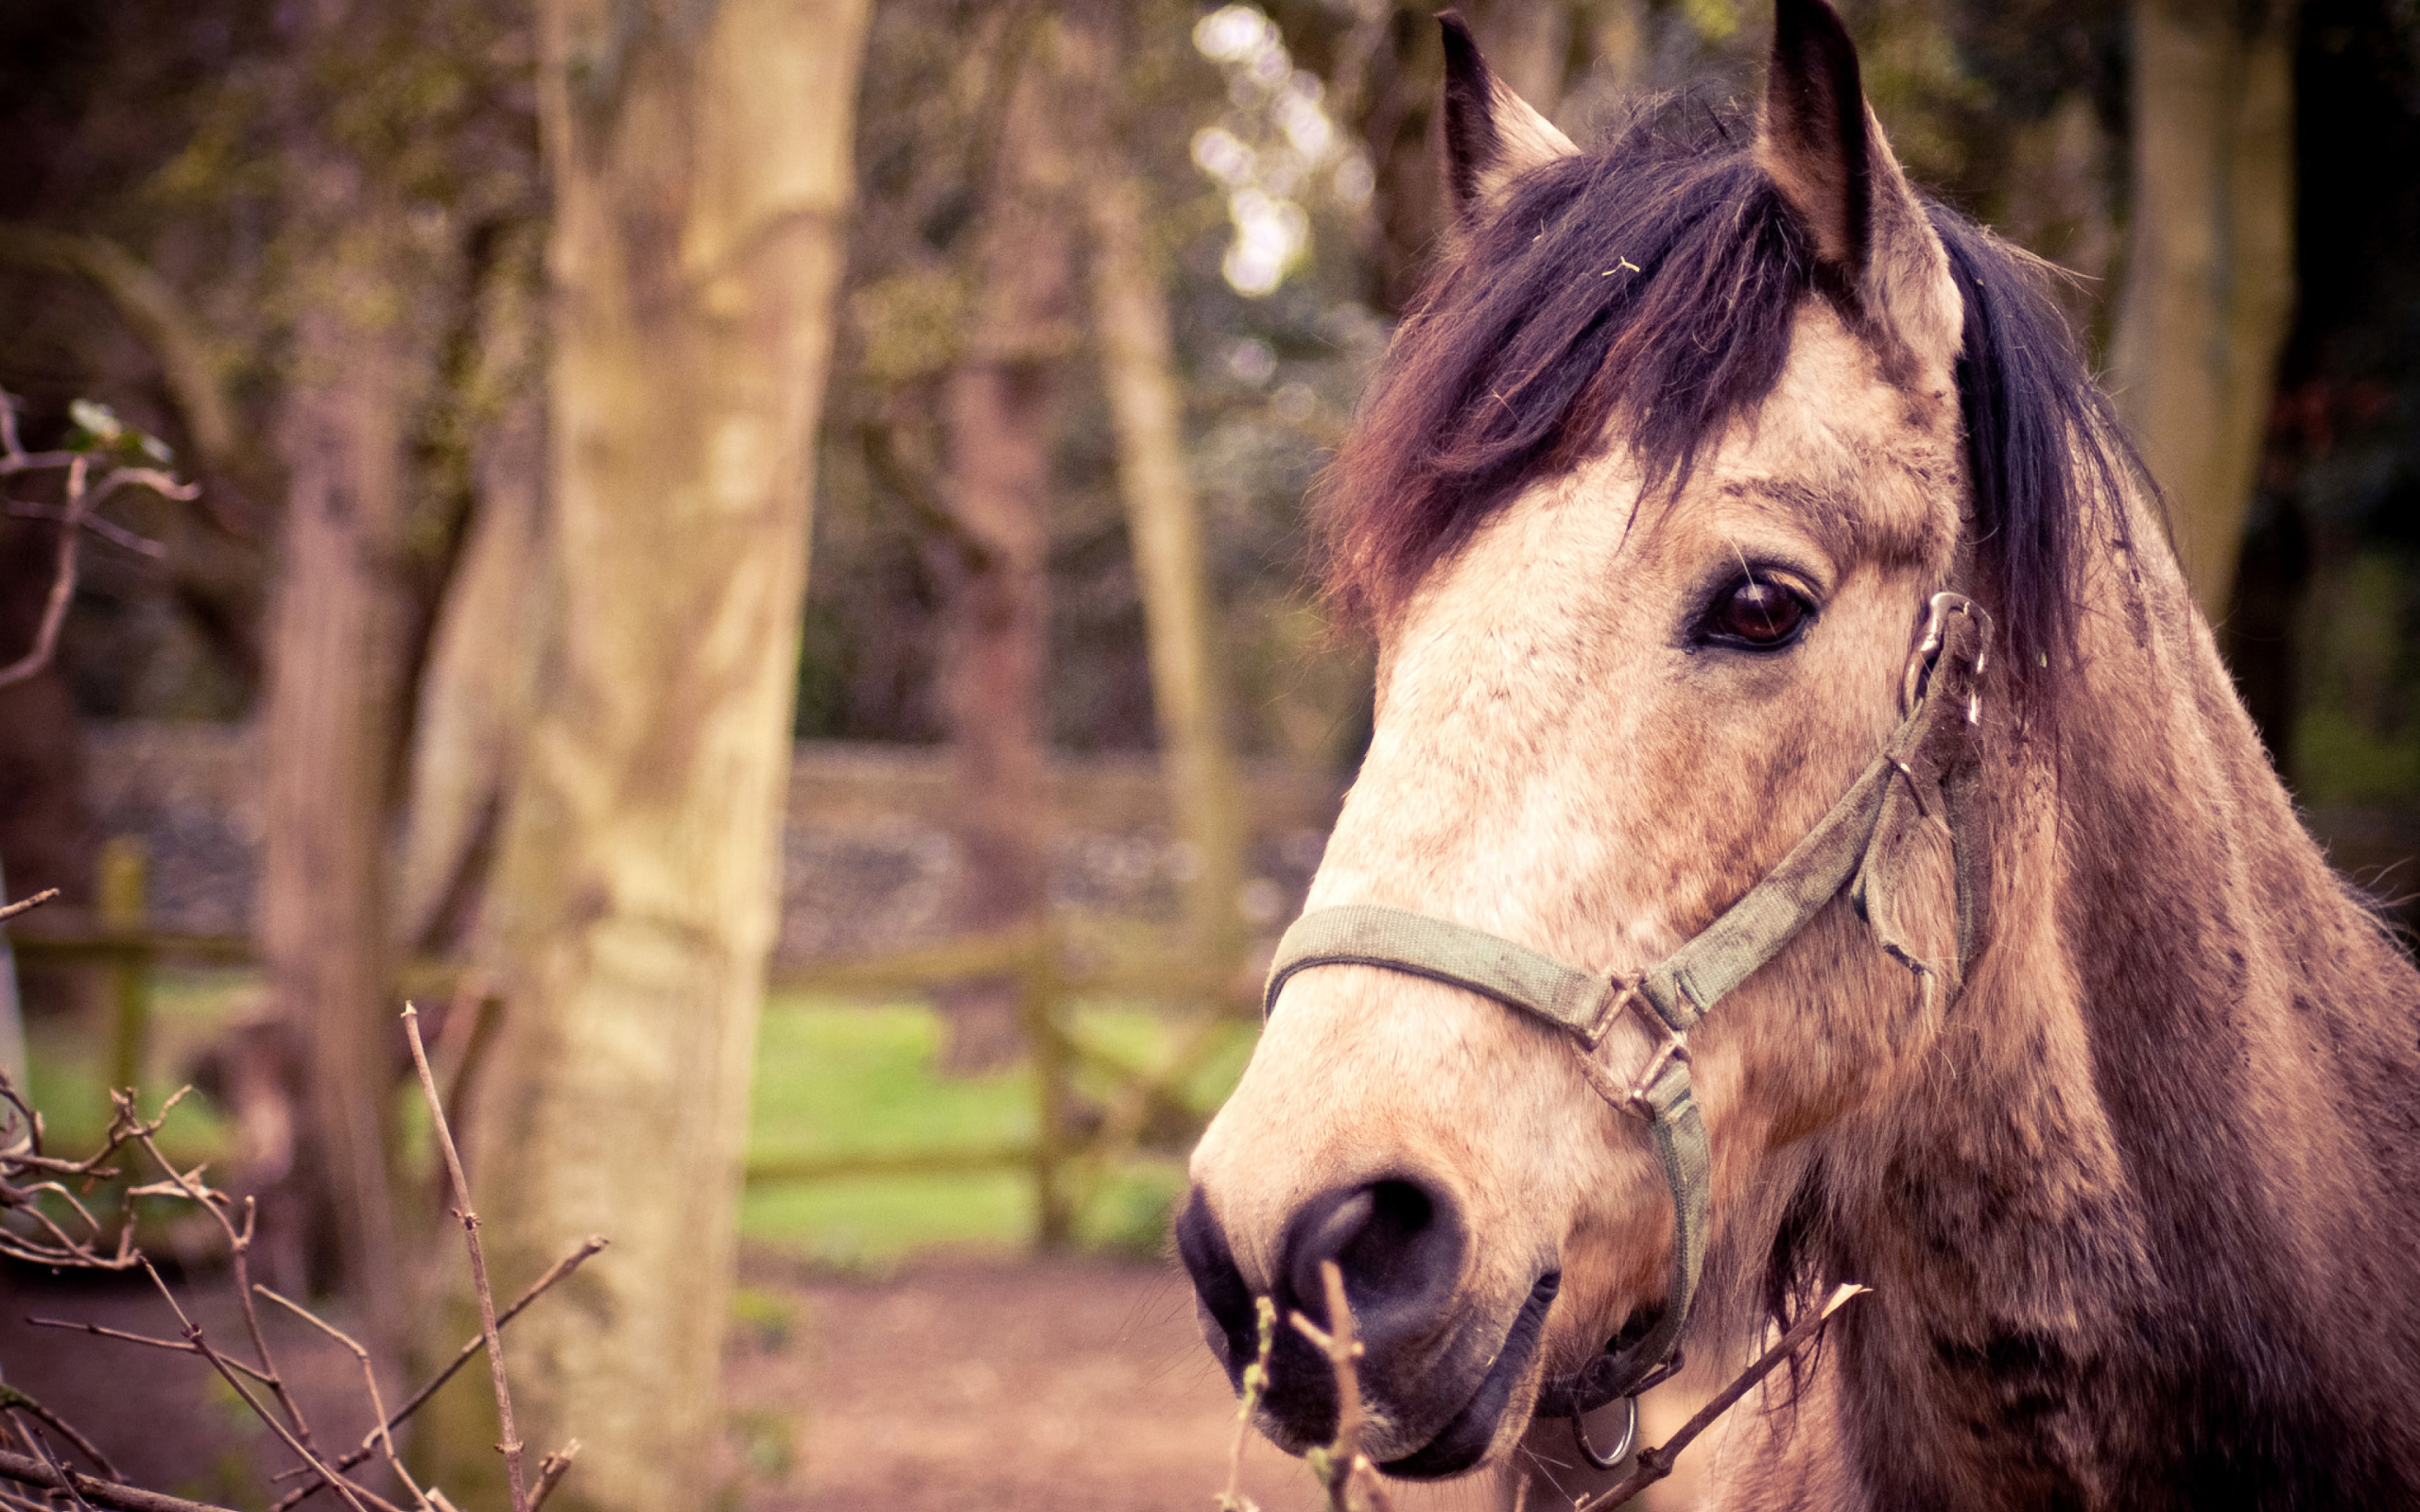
[1315,103,2129,685]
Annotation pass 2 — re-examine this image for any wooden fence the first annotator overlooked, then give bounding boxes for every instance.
[8,842,1259,1248]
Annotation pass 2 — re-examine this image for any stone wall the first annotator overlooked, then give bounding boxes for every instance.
[80,723,1347,960]
[79,721,2420,959]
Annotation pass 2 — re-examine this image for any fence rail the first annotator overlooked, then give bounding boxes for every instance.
[8,867,1257,1248]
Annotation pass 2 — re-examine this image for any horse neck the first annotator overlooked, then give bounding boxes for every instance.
[1816,494,2420,1504]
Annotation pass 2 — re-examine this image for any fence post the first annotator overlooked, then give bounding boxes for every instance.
[1025,920,1075,1249]
[97,835,148,1098]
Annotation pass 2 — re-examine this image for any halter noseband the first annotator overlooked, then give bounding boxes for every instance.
[1261,591,1993,1413]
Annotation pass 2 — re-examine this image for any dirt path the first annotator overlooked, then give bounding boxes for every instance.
[728,1250,1710,1512]
[0,1252,1698,1510]
[730,1250,1515,1512]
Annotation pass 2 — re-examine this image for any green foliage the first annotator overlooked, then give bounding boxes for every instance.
[725,1407,796,1483]
[2293,549,2420,806]
[63,399,172,463]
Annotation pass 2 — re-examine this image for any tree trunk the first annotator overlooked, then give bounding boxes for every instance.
[1085,174,1245,965]
[395,389,544,955]
[426,1,870,1505]
[932,47,1075,1075]
[2110,0,2298,621]
[260,183,419,1326]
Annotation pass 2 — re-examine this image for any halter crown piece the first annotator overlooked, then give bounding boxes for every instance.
[1262,592,1993,1420]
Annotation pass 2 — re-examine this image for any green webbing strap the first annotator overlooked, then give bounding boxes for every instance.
[1257,595,1992,1404]
[1637,753,1896,1032]
[1623,1059,1709,1393]
[1260,905,1627,1043]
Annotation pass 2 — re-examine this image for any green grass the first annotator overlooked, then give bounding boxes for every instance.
[742,992,1252,1265]
[15,974,1252,1269]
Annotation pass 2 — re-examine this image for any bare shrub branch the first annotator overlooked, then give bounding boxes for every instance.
[1288,1260,1395,1512]
[403,1004,531,1512]
[1568,1283,1869,1511]
[0,391,199,692]
[0,1382,119,1480]
[267,1236,606,1511]
[255,1288,431,1511]
[0,1030,596,1512]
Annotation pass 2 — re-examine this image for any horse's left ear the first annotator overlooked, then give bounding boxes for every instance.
[1440,10,1578,222]
[1758,0,1959,356]
[1759,0,1872,270]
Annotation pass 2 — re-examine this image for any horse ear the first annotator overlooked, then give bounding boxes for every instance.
[1440,10,1578,221]
[1758,0,1872,272]
[1757,0,1962,365]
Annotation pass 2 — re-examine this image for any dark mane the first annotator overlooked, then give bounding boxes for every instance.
[1316,105,2133,681]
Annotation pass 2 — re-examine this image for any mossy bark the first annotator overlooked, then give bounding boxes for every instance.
[421,2,871,1506]
[2110,0,2298,621]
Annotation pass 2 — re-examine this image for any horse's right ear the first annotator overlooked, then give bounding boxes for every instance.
[1440,10,1577,222]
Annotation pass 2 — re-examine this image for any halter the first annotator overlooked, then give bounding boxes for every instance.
[1261,591,1993,1423]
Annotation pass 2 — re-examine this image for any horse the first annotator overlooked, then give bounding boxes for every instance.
[1174,2,2420,1506]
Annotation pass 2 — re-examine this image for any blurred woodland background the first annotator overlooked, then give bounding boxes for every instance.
[0,0,2415,1508]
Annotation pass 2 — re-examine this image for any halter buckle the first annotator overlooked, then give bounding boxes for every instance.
[1612,981,1690,1119]
[1901,591,1991,718]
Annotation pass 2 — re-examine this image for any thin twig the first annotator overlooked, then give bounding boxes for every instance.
[526,1443,579,1512]
[253,1290,430,1512]
[1571,1282,1870,1511]
[137,1264,391,1512]
[20,1423,93,1512]
[0,889,58,924]
[0,1447,243,1512]
[0,388,197,691]
[4,503,164,558]
[402,1004,530,1512]
[24,1319,277,1386]
[1288,1261,1395,1512]
[1217,1297,1277,1512]
[0,1383,119,1480]
[123,1095,316,1450]
[266,1236,608,1509]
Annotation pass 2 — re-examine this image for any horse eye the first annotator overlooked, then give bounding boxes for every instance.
[1703,575,1811,648]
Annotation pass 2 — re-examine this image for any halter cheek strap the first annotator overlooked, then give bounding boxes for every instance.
[1260,593,1992,1403]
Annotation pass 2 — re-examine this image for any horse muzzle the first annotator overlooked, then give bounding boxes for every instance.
[1175,1178,1557,1478]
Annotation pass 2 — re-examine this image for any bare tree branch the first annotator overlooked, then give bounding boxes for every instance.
[525,1444,579,1512]
[403,1004,531,1512]
[0,392,199,692]
[0,1383,120,1480]
[139,1264,396,1512]
[0,1448,243,1512]
[267,1236,608,1510]
[24,1318,277,1385]
[1569,1283,1869,1511]
[1288,1261,1395,1512]
[0,889,59,925]
[123,1099,317,1450]
[1217,1297,1277,1512]
[6,501,166,558]
[255,1289,431,1512]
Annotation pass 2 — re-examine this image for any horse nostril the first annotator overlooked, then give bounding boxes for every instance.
[1175,1186,1259,1383]
[1288,1186,1376,1311]
[1280,1177,1461,1346]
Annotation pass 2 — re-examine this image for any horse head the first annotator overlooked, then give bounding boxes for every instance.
[1178,0,2122,1480]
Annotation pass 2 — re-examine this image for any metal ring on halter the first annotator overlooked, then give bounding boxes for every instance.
[1571,1395,1639,1470]
[1901,591,1983,715]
